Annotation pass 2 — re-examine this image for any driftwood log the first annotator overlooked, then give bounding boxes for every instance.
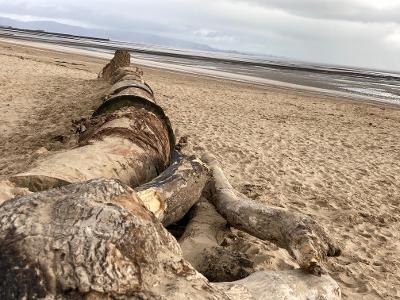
[0,179,340,299]
[0,50,342,299]
[10,63,174,193]
[0,179,228,299]
[11,106,173,192]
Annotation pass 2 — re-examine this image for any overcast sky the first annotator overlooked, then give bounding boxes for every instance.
[1,0,400,71]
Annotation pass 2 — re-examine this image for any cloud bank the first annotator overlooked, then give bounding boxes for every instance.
[0,0,399,71]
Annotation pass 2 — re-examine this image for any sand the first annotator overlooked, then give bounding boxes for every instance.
[0,40,399,299]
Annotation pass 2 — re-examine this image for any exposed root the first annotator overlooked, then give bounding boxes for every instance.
[0,178,228,299]
[136,151,210,226]
[213,270,341,300]
[179,201,254,282]
[202,153,341,275]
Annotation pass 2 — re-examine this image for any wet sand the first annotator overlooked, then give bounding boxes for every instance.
[0,41,399,299]
[1,27,400,105]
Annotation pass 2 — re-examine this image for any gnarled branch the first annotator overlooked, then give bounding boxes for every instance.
[202,153,341,275]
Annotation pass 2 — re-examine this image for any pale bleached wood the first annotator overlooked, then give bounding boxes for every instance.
[98,49,131,81]
[214,270,341,300]
[136,151,211,226]
[0,177,341,300]
[11,51,175,193]
[0,178,228,299]
[0,51,342,299]
[179,199,341,300]
[11,106,173,192]
[202,153,341,275]
[0,180,31,204]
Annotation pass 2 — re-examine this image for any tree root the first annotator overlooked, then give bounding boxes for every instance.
[0,51,343,299]
[179,200,255,282]
[214,270,341,300]
[0,178,228,299]
[178,196,341,299]
[0,177,341,300]
[135,151,211,226]
[202,153,341,275]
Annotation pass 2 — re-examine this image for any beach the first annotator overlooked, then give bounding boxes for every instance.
[0,40,399,299]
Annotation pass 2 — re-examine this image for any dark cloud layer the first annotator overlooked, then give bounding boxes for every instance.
[0,0,399,71]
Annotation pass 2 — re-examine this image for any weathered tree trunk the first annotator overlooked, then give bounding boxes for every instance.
[202,153,341,275]
[0,179,340,300]
[110,66,144,84]
[0,179,227,299]
[0,50,342,299]
[5,49,209,242]
[11,106,173,192]
[10,61,174,193]
[107,72,154,100]
[103,66,155,107]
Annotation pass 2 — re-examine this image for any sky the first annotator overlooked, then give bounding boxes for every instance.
[0,0,400,71]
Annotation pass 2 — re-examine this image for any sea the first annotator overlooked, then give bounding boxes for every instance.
[1,26,399,105]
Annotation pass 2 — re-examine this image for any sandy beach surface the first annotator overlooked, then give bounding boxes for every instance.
[0,40,399,299]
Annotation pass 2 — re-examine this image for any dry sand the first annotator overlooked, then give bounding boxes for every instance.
[0,41,399,299]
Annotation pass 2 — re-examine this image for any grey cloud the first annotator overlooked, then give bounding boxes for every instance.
[0,0,399,71]
[232,0,400,24]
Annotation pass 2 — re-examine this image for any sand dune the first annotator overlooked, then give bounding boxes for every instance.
[0,41,399,299]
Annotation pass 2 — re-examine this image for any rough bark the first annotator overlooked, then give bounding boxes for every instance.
[108,79,154,100]
[0,178,340,300]
[0,178,228,299]
[90,97,176,168]
[0,180,31,204]
[111,66,144,84]
[10,53,175,193]
[11,106,173,192]
[98,50,131,81]
[136,151,211,226]
[0,51,342,299]
[202,153,341,275]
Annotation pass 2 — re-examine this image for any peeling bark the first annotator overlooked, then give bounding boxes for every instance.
[0,179,228,299]
[108,79,154,100]
[10,53,175,193]
[92,95,175,150]
[202,153,341,275]
[11,106,173,192]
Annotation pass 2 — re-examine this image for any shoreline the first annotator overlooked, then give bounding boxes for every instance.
[1,36,399,109]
